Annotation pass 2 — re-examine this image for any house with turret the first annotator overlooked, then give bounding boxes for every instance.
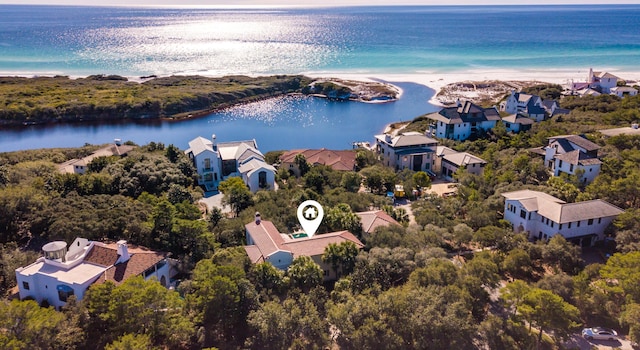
[15,238,174,309]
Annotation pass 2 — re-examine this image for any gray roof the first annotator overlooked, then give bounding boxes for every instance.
[238,158,276,177]
[554,150,602,166]
[186,136,214,156]
[502,190,623,223]
[375,132,437,147]
[443,152,486,166]
[425,101,500,124]
[549,135,600,152]
[502,114,535,125]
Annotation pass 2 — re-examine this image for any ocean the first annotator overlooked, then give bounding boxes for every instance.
[1,4,639,152]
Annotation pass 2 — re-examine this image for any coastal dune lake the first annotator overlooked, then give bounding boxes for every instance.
[0,82,436,153]
[1,4,640,151]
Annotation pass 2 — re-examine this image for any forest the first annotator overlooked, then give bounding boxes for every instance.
[1,90,640,349]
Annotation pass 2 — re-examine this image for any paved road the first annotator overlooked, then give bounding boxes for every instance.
[564,334,635,350]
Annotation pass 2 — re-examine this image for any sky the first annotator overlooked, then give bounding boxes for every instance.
[1,0,638,6]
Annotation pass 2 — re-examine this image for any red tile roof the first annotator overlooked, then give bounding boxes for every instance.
[84,245,119,267]
[280,149,357,172]
[356,210,400,233]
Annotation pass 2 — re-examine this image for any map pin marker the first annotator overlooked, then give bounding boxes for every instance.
[297,200,324,238]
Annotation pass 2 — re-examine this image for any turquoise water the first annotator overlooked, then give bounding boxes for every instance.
[1,5,639,152]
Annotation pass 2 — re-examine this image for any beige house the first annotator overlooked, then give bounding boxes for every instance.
[356,210,400,234]
[243,213,364,280]
[58,142,134,174]
[280,148,357,177]
[374,131,438,172]
[434,146,486,180]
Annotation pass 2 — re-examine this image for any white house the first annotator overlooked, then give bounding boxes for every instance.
[244,213,364,280]
[425,100,501,141]
[588,68,620,93]
[58,142,135,174]
[502,113,535,133]
[185,134,275,193]
[433,146,486,180]
[610,86,638,98]
[543,135,601,184]
[500,91,546,121]
[374,131,438,172]
[502,190,623,246]
[15,238,173,309]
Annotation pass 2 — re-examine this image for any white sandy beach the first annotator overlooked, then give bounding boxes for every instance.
[306,68,640,106]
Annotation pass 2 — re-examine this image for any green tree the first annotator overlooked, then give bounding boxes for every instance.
[165,144,180,163]
[248,262,285,298]
[105,334,157,350]
[287,255,323,291]
[219,177,254,216]
[340,171,362,192]
[294,154,310,176]
[324,203,363,235]
[0,299,82,350]
[322,241,360,278]
[519,288,580,346]
[83,276,195,349]
[246,294,328,350]
[413,171,431,189]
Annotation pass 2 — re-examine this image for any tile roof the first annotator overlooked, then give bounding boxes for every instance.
[244,219,364,262]
[280,149,357,171]
[84,245,119,267]
[356,210,400,233]
[94,252,165,286]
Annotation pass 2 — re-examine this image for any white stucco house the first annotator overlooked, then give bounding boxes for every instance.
[374,131,438,172]
[425,100,501,141]
[15,238,174,309]
[243,213,364,280]
[185,134,275,193]
[502,190,623,246]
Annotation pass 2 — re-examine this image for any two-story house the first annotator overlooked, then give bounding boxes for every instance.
[502,190,623,246]
[500,91,546,121]
[502,113,535,133]
[588,68,620,93]
[15,238,174,309]
[374,131,438,171]
[425,100,501,141]
[243,213,364,280]
[185,134,275,192]
[434,146,486,180]
[543,135,601,184]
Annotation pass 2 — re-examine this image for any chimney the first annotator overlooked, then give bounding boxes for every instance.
[116,240,130,264]
[211,134,217,151]
[255,212,261,225]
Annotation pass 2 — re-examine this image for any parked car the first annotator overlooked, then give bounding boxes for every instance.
[582,327,618,341]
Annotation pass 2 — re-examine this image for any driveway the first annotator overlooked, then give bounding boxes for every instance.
[198,192,232,214]
[564,334,635,350]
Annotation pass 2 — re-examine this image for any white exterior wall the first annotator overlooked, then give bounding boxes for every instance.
[193,149,221,188]
[553,159,600,184]
[504,122,521,133]
[504,201,615,244]
[599,77,617,93]
[243,168,276,193]
[502,95,518,114]
[16,265,100,309]
[454,123,471,140]
[267,251,294,270]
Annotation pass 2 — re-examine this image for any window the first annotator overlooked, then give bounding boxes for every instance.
[568,222,572,229]
[598,218,602,224]
[588,219,594,225]
[22,281,29,290]
[57,285,74,302]
[204,158,211,170]
[570,164,574,172]
[558,160,563,167]
[551,222,554,228]
[258,171,267,188]
[577,221,581,227]
[520,210,526,219]
[559,224,562,230]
